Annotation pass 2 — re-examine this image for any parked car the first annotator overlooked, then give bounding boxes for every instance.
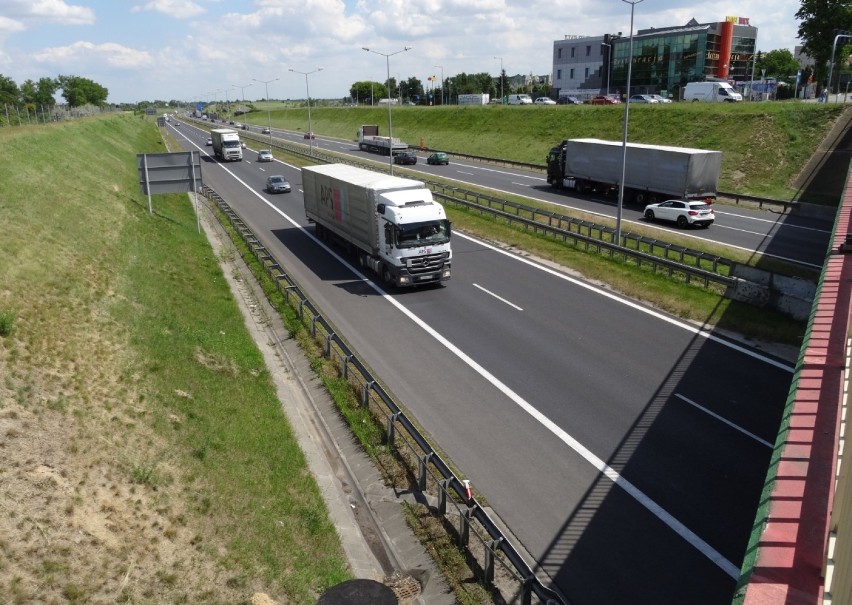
[394,151,417,165]
[649,94,673,104]
[427,152,449,165]
[303,131,315,139]
[257,150,273,162]
[557,96,581,105]
[534,97,556,105]
[629,94,659,104]
[262,127,271,134]
[643,200,714,228]
[205,137,212,146]
[265,175,291,194]
[590,95,620,105]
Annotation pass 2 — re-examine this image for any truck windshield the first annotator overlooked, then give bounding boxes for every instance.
[223,140,241,147]
[396,221,450,248]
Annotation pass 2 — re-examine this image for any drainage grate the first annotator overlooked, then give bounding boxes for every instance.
[384,572,421,604]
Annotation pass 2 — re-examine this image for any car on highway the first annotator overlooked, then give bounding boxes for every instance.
[241,141,247,149]
[394,151,417,165]
[643,199,714,228]
[257,150,273,162]
[265,175,291,194]
[205,137,212,146]
[590,95,620,105]
[303,131,315,139]
[534,97,556,105]
[557,96,581,105]
[649,94,673,104]
[629,94,659,104]
[427,152,449,165]
[262,127,271,134]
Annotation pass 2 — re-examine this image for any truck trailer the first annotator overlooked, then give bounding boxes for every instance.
[302,164,451,287]
[546,138,721,205]
[210,128,243,161]
[357,125,409,156]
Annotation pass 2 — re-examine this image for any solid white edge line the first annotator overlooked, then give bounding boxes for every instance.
[473,283,524,310]
[676,394,774,448]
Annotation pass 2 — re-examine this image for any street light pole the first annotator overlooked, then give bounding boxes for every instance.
[363,45,412,175]
[616,0,643,248]
[828,32,852,103]
[435,65,444,105]
[232,82,253,115]
[601,42,611,96]
[252,77,278,144]
[494,56,504,103]
[289,67,323,155]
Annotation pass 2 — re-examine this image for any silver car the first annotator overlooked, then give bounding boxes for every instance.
[265,175,291,194]
[257,150,273,162]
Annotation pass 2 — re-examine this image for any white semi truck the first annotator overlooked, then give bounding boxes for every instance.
[210,128,243,161]
[356,125,409,156]
[302,164,452,287]
[546,138,722,205]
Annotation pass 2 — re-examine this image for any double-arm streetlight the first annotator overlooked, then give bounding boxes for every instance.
[232,82,253,116]
[362,45,412,175]
[289,67,323,155]
[252,77,279,144]
[616,0,643,248]
[494,56,504,103]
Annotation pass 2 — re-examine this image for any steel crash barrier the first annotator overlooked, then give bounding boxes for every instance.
[200,185,566,605]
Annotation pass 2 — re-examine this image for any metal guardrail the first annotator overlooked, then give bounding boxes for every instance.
[200,185,566,605]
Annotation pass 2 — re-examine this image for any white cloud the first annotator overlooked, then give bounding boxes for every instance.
[0,0,96,25]
[131,0,205,19]
[33,40,154,70]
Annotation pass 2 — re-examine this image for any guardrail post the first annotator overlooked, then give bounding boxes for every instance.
[521,576,533,605]
[484,537,503,586]
[342,354,352,379]
[386,411,402,445]
[419,452,433,491]
[324,333,334,357]
[362,381,374,407]
[459,507,472,547]
[310,313,320,337]
[438,479,451,515]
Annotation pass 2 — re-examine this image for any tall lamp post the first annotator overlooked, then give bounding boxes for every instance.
[362,45,412,175]
[828,31,852,103]
[494,56,504,103]
[232,82,253,115]
[601,42,612,96]
[252,77,278,144]
[616,0,643,248]
[289,67,323,155]
[435,65,444,105]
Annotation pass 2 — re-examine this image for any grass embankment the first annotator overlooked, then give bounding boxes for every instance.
[236,101,844,201]
[0,114,348,603]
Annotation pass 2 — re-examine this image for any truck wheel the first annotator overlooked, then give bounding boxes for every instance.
[381,265,393,285]
[635,191,647,205]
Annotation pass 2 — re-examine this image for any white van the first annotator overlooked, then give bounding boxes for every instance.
[683,82,743,103]
[506,94,533,105]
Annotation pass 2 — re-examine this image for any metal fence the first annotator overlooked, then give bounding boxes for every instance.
[200,185,566,605]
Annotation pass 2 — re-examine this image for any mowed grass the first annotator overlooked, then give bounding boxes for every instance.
[235,101,845,201]
[0,114,348,603]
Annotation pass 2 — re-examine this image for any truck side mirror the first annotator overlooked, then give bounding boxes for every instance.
[376,203,386,215]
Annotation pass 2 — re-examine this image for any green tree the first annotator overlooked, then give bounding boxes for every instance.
[0,74,20,105]
[56,75,109,106]
[795,0,852,89]
[349,81,386,104]
[756,49,800,80]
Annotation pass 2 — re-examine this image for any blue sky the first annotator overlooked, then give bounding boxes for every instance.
[0,0,802,104]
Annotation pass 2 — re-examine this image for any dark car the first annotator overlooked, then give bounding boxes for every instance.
[262,127,271,134]
[426,152,449,165]
[557,96,581,105]
[590,95,620,105]
[303,131,315,139]
[265,175,291,194]
[394,151,417,165]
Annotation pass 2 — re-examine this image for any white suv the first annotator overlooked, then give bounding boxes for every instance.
[534,97,556,105]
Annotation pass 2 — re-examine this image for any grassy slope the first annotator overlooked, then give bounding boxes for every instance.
[0,115,348,604]
[239,101,845,200]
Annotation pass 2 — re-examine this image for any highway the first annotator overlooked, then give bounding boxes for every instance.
[244,121,833,269]
[173,120,798,604]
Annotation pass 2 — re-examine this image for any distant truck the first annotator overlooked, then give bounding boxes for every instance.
[210,128,243,161]
[357,125,409,156]
[683,81,743,102]
[458,93,490,105]
[546,138,722,205]
[302,163,452,287]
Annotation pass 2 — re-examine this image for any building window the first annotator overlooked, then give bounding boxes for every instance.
[570,68,574,79]
[558,48,562,59]
[571,47,575,58]
[585,67,589,78]
[557,69,562,80]
[586,45,591,56]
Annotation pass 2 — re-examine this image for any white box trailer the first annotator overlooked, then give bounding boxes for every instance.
[546,138,721,205]
[302,164,452,287]
[210,128,243,161]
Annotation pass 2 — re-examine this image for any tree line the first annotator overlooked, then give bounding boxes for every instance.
[349,70,523,105]
[0,74,109,109]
